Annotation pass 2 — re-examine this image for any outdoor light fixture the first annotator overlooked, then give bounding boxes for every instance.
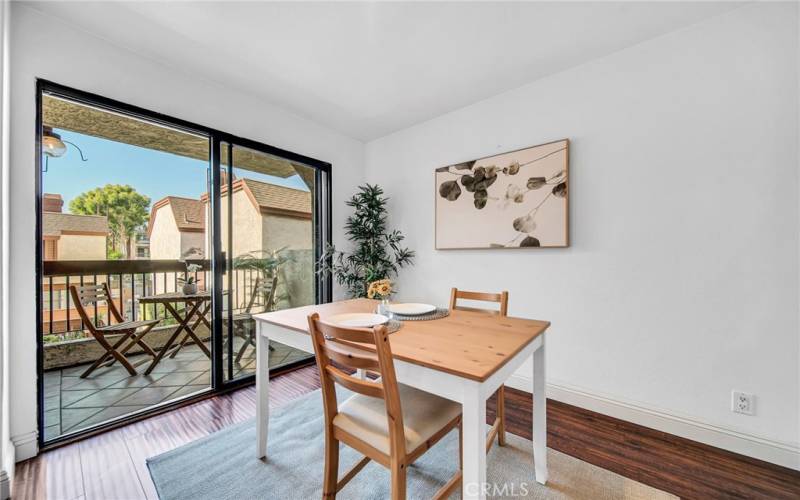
[42,126,67,157]
[42,126,88,171]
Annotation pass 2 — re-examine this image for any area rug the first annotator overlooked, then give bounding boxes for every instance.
[147,388,676,499]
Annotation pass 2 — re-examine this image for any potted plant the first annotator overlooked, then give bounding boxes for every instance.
[178,263,202,295]
[318,184,414,298]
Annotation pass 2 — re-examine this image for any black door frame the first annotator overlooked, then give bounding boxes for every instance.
[34,79,333,449]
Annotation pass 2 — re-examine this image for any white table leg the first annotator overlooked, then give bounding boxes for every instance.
[256,322,270,459]
[532,336,547,484]
[356,368,366,380]
[462,386,487,500]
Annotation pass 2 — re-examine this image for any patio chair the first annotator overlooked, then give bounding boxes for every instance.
[230,275,278,363]
[69,283,160,378]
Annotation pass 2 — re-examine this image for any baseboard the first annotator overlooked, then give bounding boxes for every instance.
[1,439,13,498]
[0,470,8,500]
[10,431,36,462]
[506,374,800,471]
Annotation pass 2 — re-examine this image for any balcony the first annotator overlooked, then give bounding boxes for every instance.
[41,257,314,441]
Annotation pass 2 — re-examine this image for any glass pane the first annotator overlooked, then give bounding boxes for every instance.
[39,92,212,443]
[221,145,317,381]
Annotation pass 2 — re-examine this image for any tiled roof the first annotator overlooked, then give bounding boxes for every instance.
[241,178,311,215]
[148,196,205,236]
[168,197,205,231]
[43,212,108,236]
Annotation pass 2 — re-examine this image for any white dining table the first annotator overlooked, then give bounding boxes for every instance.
[253,298,550,500]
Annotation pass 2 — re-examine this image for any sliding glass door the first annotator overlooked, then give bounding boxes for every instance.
[36,80,331,446]
[216,142,319,383]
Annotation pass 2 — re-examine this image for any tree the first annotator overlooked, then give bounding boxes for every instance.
[318,184,414,298]
[70,184,150,259]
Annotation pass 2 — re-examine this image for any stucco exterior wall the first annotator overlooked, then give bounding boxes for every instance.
[56,234,106,260]
[181,231,205,259]
[222,189,263,257]
[262,213,312,251]
[149,207,181,260]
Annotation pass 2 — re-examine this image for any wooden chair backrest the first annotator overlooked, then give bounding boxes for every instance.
[307,313,406,457]
[449,287,509,316]
[69,283,124,325]
[244,275,278,313]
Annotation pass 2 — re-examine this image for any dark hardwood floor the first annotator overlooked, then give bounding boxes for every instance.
[12,365,800,499]
[487,387,800,500]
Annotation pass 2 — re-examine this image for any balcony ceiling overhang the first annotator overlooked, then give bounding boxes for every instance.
[42,95,301,178]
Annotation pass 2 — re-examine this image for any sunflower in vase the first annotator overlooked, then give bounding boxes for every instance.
[368,279,394,317]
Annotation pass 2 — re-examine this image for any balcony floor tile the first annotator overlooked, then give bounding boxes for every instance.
[43,339,310,442]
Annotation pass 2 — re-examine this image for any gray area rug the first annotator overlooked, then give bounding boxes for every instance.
[147,388,676,499]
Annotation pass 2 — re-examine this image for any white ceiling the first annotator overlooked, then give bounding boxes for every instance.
[27,1,743,141]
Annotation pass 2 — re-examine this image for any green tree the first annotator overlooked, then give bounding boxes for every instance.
[70,184,150,259]
[318,184,414,298]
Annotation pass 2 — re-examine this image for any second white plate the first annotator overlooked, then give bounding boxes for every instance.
[387,303,437,316]
[328,313,389,328]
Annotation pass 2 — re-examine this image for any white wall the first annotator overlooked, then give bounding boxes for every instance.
[366,3,799,468]
[7,4,364,460]
[0,0,11,495]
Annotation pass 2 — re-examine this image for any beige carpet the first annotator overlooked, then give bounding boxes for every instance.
[149,387,677,499]
[492,443,676,499]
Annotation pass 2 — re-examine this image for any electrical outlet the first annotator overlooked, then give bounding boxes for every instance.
[731,391,755,415]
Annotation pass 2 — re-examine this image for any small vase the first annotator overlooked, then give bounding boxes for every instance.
[377,298,392,319]
[182,283,198,295]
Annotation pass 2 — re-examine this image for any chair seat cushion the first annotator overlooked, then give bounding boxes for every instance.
[332,383,461,456]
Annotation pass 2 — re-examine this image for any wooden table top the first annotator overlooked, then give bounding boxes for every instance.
[138,291,211,303]
[254,298,550,382]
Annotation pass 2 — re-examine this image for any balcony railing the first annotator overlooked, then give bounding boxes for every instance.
[41,258,276,341]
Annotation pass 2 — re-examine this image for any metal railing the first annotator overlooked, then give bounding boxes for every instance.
[41,259,273,341]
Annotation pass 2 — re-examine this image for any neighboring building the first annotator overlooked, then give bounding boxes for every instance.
[41,193,110,334]
[148,196,206,294]
[147,196,206,260]
[200,177,313,256]
[42,193,108,261]
[147,180,312,305]
[133,230,150,259]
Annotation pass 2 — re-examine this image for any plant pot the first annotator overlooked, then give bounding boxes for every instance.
[182,283,198,295]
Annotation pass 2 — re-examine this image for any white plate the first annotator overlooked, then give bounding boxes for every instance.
[328,313,389,328]
[388,303,437,316]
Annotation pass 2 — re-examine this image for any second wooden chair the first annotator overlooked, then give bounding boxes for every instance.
[308,313,463,500]
[449,287,509,451]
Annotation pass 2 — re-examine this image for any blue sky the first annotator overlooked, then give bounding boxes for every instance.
[44,129,309,212]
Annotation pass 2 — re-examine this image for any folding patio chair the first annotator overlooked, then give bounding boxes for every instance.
[230,275,278,363]
[69,283,160,378]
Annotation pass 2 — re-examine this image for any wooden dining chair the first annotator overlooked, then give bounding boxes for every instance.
[449,287,509,451]
[69,283,160,378]
[308,313,463,500]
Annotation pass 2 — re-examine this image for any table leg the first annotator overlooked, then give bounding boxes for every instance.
[462,386,487,500]
[169,301,212,359]
[143,300,202,375]
[168,301,212,358]
[356,368,366,380]
[256,321,270,459]
[532,336,548,484]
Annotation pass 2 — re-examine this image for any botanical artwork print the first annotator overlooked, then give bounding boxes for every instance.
[435,139,569,249]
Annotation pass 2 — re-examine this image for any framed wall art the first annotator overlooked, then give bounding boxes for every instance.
[435,139,569,249]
